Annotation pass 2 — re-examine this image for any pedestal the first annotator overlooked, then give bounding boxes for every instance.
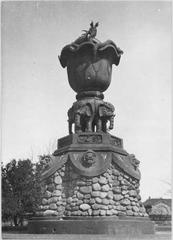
[28,133,155,235]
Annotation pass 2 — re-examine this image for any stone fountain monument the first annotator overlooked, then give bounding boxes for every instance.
[28,22,155,235]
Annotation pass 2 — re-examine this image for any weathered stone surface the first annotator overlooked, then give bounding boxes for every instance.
[52,190,61,196]
[47,183,56,192]
[107,191,113,199]
[112,186,121,193]
[127,205,132,210]
[79,186,92,194]
[118,211,126,216]
[84,194,91,199]
[72,211,82,216]
[101,184,109,192]
[92,177,99,183]
[106,209,113,215]
[72,197,78,202]
[112,169,120,176]
[71,202,76,207]
[54,176,62,185]
[124,174,129,180]
[42,198,47,205]
[121,185,128,190]
[121,199,131,206]
[129,190,137,197]
[99,176,107,185]
[43,210,58,216]
[88,208,92,216]
[92,204,100,210]
[95,197,102,203]
[116,205,126,211]
[113,180,119,187]
[59,171,65,177]
[56,185,62,190]
[76,200,83,206]
[80,204,91,211]
[56,201,63,206]
[100,192,108,198]
[100,210,106,216]
[102,199,109,205]
[133,212,139,216]
[49,203,57,210]
[91,191,100,197]
[67,197,73,204]
[77,180,87,186]
[126,210,134,216]
[57,205,65,212]
[76,192,84,199]
[92,210,100,216]
[92,183,101,191]
[89,199,95,204]
[133,206,139,212]
[113,194,123,201]
[71,206,79,211]
[122,190,128,195]
[45,190,52,198]
[49,196,59,203]
[112,209,118,215]
[40,205,49,210]
[100,205,109,210]
[137,194,141,200]
[118,176,123,181]
[109,199,114,205]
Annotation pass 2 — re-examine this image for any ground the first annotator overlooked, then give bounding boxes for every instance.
[2,232,171,240]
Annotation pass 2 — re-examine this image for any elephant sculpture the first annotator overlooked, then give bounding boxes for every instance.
[67,99,115,134]
[97,102,115,132]
[68,101,93,134]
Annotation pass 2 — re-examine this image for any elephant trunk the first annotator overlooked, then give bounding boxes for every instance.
[75,113,81,133]
[109,115,115,130]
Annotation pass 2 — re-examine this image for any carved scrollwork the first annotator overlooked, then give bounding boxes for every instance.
[78,134,102,144]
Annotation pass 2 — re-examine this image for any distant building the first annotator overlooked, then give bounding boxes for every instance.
[143,197,171,224]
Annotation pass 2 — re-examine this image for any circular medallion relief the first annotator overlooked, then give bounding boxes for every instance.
[69,150,111,177]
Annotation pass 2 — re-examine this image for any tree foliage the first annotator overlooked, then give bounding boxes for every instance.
[2,158,43,226]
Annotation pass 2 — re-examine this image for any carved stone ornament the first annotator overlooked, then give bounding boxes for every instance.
[69,151,112,177]
[81,149,96,167]
[41,154,68,181]
[77,134,102,144]
[112,153,141,180]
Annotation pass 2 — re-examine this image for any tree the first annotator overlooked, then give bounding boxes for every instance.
[2,158,42,226]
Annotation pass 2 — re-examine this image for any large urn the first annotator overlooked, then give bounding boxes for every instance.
[59,25,123,97]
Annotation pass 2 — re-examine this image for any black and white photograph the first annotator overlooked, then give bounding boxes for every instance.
[1,1,172,239]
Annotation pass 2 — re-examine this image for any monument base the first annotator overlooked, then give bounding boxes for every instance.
[28,216,155,235]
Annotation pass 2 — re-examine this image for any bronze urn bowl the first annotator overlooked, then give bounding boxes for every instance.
[59,23,123,99]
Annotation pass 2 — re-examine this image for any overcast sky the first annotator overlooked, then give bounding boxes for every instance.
[1,1,172,201]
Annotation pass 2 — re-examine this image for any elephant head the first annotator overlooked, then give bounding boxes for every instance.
[98,102,115,132]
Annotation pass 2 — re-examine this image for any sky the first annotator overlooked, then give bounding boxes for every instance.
[1,1,172,201]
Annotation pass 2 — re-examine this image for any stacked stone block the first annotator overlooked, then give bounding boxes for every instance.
[38,162,147,217]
